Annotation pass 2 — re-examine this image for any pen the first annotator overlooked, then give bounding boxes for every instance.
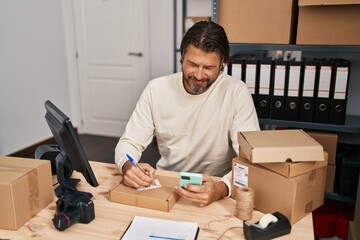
[126,154,148,176]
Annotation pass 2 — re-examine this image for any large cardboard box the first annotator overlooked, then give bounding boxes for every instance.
[305,130,338,165]
[0,156,54,230]
[297,0,360,45]
[109,173,180,212]
[238,129,324,163]
[232,156,327,224]
[218,0,298,44]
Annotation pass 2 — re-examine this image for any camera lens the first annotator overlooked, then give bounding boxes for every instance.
[53,206,81,231]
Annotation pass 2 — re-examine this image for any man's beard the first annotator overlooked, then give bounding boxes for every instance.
[184,75,212,95]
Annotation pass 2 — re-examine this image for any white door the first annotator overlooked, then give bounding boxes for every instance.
[73,0,149,137]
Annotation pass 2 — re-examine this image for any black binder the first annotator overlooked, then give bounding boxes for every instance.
[270,61,287,120]
[243,60,259,105]
[256,60,273,118]
[329,59,351,125]
[313,59,333,123]
[285,61,302,121]
[299,60,317,122]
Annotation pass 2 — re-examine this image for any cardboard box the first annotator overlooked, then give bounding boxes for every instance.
[0,156,54,230]
[260,152,328,178]
[218,0,298,44]
[305,130,338,165]
[355,175,360,221]
[238,129,324,163]
[297,0,360,45]
[326,164,336,193]
[232,156,327,224]
[348,221,360,240]
[109,173,180,212]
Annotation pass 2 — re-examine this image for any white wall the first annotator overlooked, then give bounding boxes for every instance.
[0,0,190,155]
[0,1,71,155]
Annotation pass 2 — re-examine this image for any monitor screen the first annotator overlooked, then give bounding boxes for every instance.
[44,100,98,191]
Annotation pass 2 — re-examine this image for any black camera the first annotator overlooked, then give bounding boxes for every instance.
[53,190,95,231]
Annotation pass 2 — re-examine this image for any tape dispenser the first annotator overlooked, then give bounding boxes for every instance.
[243,211,291,240]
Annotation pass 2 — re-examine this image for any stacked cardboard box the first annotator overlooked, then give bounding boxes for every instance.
[0,156,54,230]
[232,129,327,224]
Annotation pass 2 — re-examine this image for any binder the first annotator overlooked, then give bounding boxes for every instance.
[329,59,351,125]
[285,61,302,121]
[313,60,333,123]
[229,60,244,81]
[243,60,259,105]
[256,60,273,118]
[299,60,317,122]
[270,61,287,120]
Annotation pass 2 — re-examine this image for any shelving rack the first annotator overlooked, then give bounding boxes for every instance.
[211,0,360,134]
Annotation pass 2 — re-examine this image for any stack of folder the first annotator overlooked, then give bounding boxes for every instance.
[227,58,351,125]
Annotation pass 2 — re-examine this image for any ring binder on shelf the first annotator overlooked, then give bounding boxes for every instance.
[329,59,351,125]
[314,60,333,123]
[270,61,287,120]
[299,60,317,122]
[243,60,259,105]
[285,61,302,121]
[256,60,273,118]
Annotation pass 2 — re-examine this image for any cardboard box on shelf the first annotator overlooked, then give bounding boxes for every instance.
[259,152,328,178]
[326,164,336,193]
[296,0,360,45]
[0,156,54,230]
[231,156,327,224]
[305,130,338,165]
[238,129,324,163]
[218,0,298,44]
[109,171,180,212]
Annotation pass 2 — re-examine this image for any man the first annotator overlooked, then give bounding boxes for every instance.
[115,21,260,206]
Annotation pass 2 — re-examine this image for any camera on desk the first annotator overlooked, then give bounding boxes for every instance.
[53,190,95,231]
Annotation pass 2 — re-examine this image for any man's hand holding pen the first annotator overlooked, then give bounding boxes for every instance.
[122,154,156,189]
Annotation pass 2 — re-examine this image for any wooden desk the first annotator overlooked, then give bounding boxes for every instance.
[0,161,314,239]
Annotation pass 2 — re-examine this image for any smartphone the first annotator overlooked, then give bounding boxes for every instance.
[179,172,203,188]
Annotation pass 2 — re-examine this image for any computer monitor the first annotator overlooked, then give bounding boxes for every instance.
[43,100,98,192]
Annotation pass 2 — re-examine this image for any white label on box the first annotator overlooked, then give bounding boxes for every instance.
[233,162,249,188]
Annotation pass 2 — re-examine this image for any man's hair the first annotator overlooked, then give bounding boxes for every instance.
[180,21,230,67]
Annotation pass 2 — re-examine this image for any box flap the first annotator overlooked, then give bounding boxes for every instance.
[299,0,360,6]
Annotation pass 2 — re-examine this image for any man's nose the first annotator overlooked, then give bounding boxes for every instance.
[195,67,204,80]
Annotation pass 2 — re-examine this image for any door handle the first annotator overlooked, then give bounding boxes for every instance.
[128,52,143,57]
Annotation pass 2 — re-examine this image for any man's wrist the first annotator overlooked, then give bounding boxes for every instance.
[215,181,229,200]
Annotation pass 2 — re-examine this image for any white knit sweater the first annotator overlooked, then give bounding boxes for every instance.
[115,72,260,195]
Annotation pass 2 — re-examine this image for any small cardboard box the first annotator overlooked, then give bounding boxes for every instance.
[218,0,298,44]
[305,130,338,165]
[0,156,54,230]
[238,129,324,163]
[259,152,328,178]
[296,0,360,45]
[232,156,327,224]
[109,173,180,212]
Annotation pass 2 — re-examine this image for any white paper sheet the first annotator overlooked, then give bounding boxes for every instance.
[121,216,199,240]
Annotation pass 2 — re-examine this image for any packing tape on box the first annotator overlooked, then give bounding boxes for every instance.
[234,187,254,221]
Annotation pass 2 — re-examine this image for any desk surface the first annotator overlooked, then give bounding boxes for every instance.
[0,161,314,239]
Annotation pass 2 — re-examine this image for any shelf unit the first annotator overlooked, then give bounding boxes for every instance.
[212,0,360,203]
[211,0,360,135]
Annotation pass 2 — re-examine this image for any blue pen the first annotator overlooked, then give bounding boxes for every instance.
[126,154,148,175]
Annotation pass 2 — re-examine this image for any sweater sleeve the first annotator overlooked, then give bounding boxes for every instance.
[224,82,260,197]
[114,83,155,173]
